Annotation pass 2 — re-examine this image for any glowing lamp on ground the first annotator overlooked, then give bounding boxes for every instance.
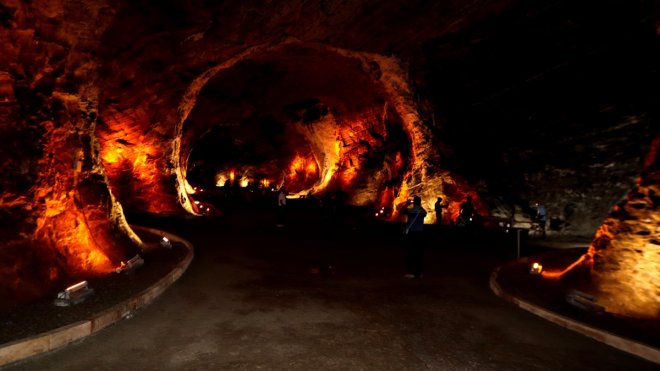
[530,262,543,275]
[115,254,145,274]
[54,280,95,306]
[160,237,172,249]
[240,179,249,188]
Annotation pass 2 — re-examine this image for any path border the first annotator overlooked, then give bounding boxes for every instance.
[490,260,659,365]
[0,226,193,367]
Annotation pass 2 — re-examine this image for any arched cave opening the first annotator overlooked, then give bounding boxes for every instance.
[180,45,414,213]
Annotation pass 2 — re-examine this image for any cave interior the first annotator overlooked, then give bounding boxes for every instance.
[0,0,658,318]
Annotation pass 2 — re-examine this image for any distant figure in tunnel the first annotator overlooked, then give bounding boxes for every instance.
[276,188,287,227]
[535,201,547,239]
[403,196,427,279]
[459,196,475,219]
[456,195,477,227]
[434,197,448,225]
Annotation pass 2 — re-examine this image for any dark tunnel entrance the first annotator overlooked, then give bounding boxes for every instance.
[181,44,413,209]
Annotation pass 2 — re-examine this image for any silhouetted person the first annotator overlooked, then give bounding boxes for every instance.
[306,191,320,210]
[535,201,547,239]
[457,195,477,227]
[434,197,448,225]
[223,179,231,198]
[276,188,287,227]
[403,196,427,279]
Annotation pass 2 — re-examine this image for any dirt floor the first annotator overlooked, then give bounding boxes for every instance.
[1,200,658,370]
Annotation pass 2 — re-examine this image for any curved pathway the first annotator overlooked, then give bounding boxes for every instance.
[5,210,657,370]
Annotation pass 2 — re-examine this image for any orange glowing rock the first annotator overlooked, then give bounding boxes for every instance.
[307,162,317,174]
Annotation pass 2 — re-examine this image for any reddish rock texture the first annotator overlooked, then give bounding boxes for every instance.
[588,136,660,318]
[0,0,657,316]
[0,1,140,302]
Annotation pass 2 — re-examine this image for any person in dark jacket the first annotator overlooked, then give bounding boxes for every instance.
[434,197,448,225]
[404,196,427,278]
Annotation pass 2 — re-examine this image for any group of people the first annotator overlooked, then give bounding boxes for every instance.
[275,188,349,228]
[402,195,476,279]
[276,188,547,279]
[402,195,547,278]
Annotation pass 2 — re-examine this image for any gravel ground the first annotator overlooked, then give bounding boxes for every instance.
[1,207,657,370]
[0,231,187,345]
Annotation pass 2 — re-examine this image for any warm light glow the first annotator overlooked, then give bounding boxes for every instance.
[101,146,124,164]
[307,162,317,174]
[184,179,195,194]
[215,174,227,187]
[530,262,543,275]
[240,178,249,188]
[229,170,235,182]
[36,202,117,276]
[66,280,88,293]
[289,155,305,176]
[99,113,175,213]
[540,253,591,280]
[588,197,660,318]
[339,161,359,187]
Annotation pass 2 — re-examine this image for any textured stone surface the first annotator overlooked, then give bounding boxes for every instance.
[0,0,657,317]
[589,136,660,318]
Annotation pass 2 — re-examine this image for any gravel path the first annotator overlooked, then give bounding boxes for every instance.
[4,210,657,370]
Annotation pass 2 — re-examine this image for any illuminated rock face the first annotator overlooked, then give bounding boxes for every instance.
[0,0,656,312]
[589,137,660,318]
[0,0,141,302]
[98,107,178,214]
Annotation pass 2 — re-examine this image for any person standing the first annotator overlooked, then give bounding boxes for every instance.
[459,195,475,221]
[535,201,547,239]
[403,196,427,279]
[276,188,287,227]
[434,197,448,225]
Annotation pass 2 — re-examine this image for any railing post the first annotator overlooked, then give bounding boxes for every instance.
[517,229,522,259]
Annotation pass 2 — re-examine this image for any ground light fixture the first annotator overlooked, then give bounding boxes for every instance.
[529,262,543,275]
[54,280,94,306]
[115,254,145,274]
[566,289,605,313]
[160,236,172,249]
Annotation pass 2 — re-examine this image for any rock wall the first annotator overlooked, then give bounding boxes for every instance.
[590,135,660,318]
[0,0,139,301]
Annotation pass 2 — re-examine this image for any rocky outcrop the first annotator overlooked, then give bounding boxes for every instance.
[589,136,660,318]
[0,0,140,301]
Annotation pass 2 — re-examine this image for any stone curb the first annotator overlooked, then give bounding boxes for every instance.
[0,226,194,368]
[490,261,660,365]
